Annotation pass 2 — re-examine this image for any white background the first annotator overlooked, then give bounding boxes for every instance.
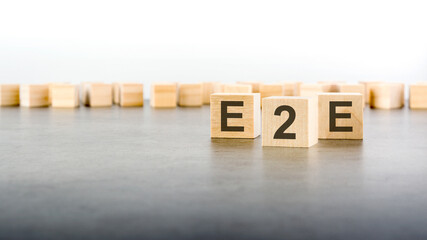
[1,0,426,96]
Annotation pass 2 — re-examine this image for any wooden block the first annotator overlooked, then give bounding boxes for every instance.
[119,83,143,107]
[299,83,324,97]
[369,83,404,109]
[150,83,177,108]
[178,83,203,107]
[259,83,285,107]
[294,82,303,96]
[262,97,318,147]
[338,83,366,105]
[202,82,219,105]
[318,93,363,139]
[237,81,260,93]
[359,81,383,104]
[318,81,345,92]
[51,84,79,108]
[410,84,427,109]
[80,82,91,106]
[0,84,20,106]
[210,93,260,138]
[223,84,252,93]
[85,83,112,107]
[20,84,49,107]
[113,82,120,105]
[283,82,300,96]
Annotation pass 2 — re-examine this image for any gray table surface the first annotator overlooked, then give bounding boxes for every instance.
[1,101,427,240]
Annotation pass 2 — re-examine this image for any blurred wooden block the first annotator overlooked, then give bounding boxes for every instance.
[259,83,285,107]
[370,83,404,109]
[202,82,219,105]
[223,84,252,93]
[0,84,20,106]
[294,82,303,96]
[119,83,143,107]
[237,81,260,93]
[178,83,203,107]
[338,83,365,105]
[84,83,112,107]
[150,83,177,108]
[262,97,318,147]
[318,93,363,139]
[359,81,383,104]
[20,84,49,107]
[318,81,345,92]
[113,82,120,105]
[210,93,260,138]
[299,83,323,97]
[51,84,79,108]
[80,82,91,106]
[47,83,60,105]
[410,84,427,109]
[283,82,301,96]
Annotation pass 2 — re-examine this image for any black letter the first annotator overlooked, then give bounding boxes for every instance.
[221,101,244,132]
[330,101,352,132]
[273,105,296,139]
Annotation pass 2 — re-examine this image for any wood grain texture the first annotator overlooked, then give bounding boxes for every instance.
[51,84,79,108]
[338,83,366,105]
[87,83,112,107]
[119,83,143,107]
[20,84,49,107]
[262,96,318,147]
[150,83,177,108]
[318,93,363,139]
[369,83,404,109]
[210,93,260,138]
[223,84,252,93]
[0,84,20,106]
[409,84,427,109]
[178,83,203,107]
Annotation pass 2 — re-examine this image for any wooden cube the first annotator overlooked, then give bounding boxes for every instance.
[259,83,285,107]
[318,81,345,92]
[210,93,261,138]
[48,83,64,105]
[369,83,404,109]
[294,82,303,96]
[113,82,120,105]
[338,83,366,105]
[283,82,302,96]
[178,83,203,107]
[119,83,143,107]
[223,84,252,93]
[318,93,363,139]
[237,81,260,93]
[0,84,20,106]
[83,83,112,107]
[262,97,318,147]
[202,82,219,105]
[51,84,79,108]
[299,83,324,97]
[410,84,427,109]
[20,84,49,107]
[150,83,177,108]
[359,81,383,104]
